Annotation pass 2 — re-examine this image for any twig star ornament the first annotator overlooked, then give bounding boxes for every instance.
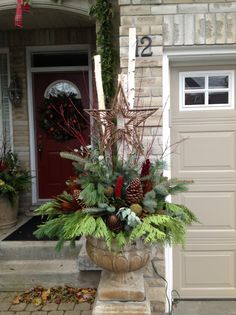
[85,83,158,154]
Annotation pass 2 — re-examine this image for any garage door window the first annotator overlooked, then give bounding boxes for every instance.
[180,71,234,110]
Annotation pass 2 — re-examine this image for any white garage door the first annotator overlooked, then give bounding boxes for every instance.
[171,64,236,298]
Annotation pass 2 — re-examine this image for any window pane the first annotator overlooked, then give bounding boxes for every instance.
[185,77,205,89]
[45,81,81,99]
[209,92,228,104]
[185,93,205,105]
[209,76,228,89]
[32,52,88,67]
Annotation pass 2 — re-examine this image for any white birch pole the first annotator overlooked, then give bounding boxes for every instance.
[128,28,136,109]
[118,73,128,95]
[94,55,105,110]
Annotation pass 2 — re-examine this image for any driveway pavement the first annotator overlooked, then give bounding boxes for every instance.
[0,292,92,315]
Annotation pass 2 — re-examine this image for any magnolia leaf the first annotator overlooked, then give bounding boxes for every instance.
[107,206,115,213]
[143,198,157,214]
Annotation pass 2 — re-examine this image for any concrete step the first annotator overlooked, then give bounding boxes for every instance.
[78,241,101,271]
[0,259,79,290]
[0,259,100,291]
[0,240,82,260]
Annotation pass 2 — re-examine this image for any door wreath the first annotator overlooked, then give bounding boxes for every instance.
[40,92,86,141]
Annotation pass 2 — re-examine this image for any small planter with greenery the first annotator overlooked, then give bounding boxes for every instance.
[0,149,32,229]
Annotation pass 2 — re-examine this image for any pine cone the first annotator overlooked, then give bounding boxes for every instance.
[72,189,81,202]
[126,178,143,204]
[106,214,123,233]
[72,189,85,210]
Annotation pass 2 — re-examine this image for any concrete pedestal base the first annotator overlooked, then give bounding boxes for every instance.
[97,270,145,301]
[92,298,151,315]
[92,270,151,315]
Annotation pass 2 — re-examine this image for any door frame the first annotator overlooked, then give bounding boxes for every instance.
[163,45,236,308]
[26,44,93,204]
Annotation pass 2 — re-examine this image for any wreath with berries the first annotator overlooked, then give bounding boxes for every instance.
[40,92,86,141]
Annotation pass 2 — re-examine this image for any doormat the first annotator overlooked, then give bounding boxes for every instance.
[3,216,58,241]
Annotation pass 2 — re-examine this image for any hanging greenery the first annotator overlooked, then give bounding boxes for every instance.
[40,93,86,142]
[90,0,116,106]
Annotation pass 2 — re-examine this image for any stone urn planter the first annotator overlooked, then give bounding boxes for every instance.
[86,237,152,315]
[0,196,19,230]
[86,236,150,273]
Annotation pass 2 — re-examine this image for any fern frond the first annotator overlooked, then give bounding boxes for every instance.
[60,152,85,164]
[55,238,65,252]
[63,213,96,239]
[129,215,167,244]
[83,207,106,214]
[167,179,192,195]
[33,217,64,239]
[175,204,200,224]
[166,203,198,225]
[114,231,127,250]
[34,201,56,217]
[93,217,113,249]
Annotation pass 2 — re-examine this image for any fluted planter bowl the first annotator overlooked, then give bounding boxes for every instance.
[86,236,150,273]
[0,196,19,230]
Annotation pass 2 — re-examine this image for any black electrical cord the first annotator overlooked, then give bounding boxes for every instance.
[151,258,180,315]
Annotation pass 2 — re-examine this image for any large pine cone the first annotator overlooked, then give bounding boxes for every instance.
[126,178,143,204]
[106,214,123,233]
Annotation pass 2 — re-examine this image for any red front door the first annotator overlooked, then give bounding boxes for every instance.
[33,72,90,199]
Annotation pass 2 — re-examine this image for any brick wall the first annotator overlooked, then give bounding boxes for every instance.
[118,0,236,311]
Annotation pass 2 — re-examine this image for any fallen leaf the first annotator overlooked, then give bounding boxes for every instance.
[32,297,42,306]
[12,295,20,305]
[42,289,50,301]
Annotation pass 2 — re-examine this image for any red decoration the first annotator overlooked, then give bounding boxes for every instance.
[0,161,7,172]
[15,0,31,29]
[141,159,151,177]
[114,176,124,198]
[141,159,153,194]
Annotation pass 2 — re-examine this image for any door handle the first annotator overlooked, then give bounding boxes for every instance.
[38,135,43,152]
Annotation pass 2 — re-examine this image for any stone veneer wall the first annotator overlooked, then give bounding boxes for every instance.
[0,27,96,211]
[118,0,236,312]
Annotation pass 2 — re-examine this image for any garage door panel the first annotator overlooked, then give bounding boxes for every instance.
[183,251,235,287]
[174,248,236,296]
[180,131,235,171]
[172,128,236,179]
[181,191,236,230]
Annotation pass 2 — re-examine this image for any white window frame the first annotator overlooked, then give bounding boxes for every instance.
[44,80,82,99]
[179,70,234,111]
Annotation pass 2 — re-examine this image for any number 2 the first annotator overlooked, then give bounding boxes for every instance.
[136,36,153,57]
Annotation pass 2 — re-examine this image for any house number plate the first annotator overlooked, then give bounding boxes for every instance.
[136,36,153,57]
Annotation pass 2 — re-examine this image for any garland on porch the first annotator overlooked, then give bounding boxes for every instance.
[90,0,116,106]
[40,93,86,142]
